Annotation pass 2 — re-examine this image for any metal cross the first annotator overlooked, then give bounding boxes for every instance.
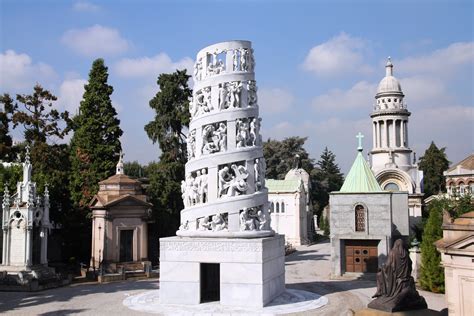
[356,132,364,151]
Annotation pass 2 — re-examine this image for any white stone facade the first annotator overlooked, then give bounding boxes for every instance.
[370,58,423,229]
[160,40,285,307]
[2,147,51,270]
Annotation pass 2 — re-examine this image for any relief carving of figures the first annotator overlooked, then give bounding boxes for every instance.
[236,118,259,148]
[218,163,249,197]
[239,207,268,231]
[254,157,266,191]
[187,130,196,160]
[202,122,227,155]
[182,169,209,207]
[247,80,258,107]
[192,87,212,118]
[179,220,189,231]
[229,81,243,108]
[207,50,225,76]
[233,49,239,71]
[198,216,211,231]
[211,213,227,231]
[240,48,255,72]
[194,57,203,80]
[218,83,229,110]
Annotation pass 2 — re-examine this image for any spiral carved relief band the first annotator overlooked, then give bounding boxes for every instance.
[178,41,272,238]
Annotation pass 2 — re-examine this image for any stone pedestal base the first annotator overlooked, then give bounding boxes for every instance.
[355,308,440,316]
[159,235,285,308]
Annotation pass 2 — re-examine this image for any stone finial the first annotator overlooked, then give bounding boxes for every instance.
[356,132,364,152]
[385,56,393,77]
[116,151,124,175]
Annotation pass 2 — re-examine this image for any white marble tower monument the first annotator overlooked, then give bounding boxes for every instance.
[159,40,285,308]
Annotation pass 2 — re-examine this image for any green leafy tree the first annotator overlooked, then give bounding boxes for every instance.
[124,161,147,178]
[0,94,15,161]
[418,142,450,197]
[144,70,192,264]
[10,84,71,144]
[145,70,192,164]
[313,147,344,216]
[263,137,314,179]
[69,58,123,208]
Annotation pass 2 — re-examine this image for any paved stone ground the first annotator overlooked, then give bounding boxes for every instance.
[0,239,447,315]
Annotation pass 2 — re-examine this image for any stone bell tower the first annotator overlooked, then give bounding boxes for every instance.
[370,58,423,227]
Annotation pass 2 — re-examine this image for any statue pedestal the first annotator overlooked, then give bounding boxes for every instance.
[159,235,285,307]
[355,308,441,316]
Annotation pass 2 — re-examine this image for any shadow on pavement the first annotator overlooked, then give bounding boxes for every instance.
[38,309,88,316]
[0,279,159,313]
[287,278,375,296]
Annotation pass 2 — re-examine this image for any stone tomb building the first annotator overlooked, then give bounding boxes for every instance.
[1,148,51,271]
[160,40,285,308]
[89,154,152,270]
[436,211,474,316]
[330,137,409,277]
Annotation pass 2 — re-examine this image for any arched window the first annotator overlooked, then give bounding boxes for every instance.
[281,202,285,213]
[355,205,365,232]
[276,202,280,213]
[270,202,274,213]
[384,182,400,192]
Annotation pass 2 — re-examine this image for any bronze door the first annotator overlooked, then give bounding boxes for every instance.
[345,240,378,273]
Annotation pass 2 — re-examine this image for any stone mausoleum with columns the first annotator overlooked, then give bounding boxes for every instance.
[370,58,423,228]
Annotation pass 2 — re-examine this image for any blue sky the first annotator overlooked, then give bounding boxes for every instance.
[1,0,473,173]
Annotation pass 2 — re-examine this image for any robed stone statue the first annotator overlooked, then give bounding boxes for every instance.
[368,239,427,312]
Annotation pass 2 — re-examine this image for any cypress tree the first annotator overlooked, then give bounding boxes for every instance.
[0,94,14,161]
[419,198,446,293]
[69,58,123,208]
[418,141,450,197]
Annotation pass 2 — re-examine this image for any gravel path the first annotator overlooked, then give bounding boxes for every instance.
[0,239,447,315]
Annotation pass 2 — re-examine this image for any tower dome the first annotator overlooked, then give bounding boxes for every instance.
[376,57,403,96]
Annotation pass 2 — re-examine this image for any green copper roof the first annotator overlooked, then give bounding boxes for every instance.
[266,179,302,193]
[339,151,382,193]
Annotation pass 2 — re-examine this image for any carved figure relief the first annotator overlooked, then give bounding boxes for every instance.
[236,117,261,147]
[202,122,227,155]
[239,48,255,72]
[194,57,203,80]
[211,213,227,231]
[182,169,208,207]
[254,157,266,191]
[191,87,212,118]
[207,50,226,76]
[218,83,229,110]
[229,81,243,108]
[247,80,258,107]
[187,129,196,160]
[218,163,249,197]
[239,206,269,231]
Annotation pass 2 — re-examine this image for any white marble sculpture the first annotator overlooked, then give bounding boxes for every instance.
[162,40,284,309]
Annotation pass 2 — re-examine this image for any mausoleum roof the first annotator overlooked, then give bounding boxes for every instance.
[376,58,403,95]
[340,151,382,193]
[266,179,302,193]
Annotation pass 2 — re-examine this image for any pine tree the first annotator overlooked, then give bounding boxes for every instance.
[420,198,447,293]
[69,59,123,208]
[418,141,450,197]
[313,147,344,216]
[0,94,14,161]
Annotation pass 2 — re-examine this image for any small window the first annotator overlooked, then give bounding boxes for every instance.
[388,98,391,102]
[384,182,400,192]
[281,203,285,213]
[270,202,274,213]
[276,203,280,213]
[394,98,397,102]
[355,205,365,232]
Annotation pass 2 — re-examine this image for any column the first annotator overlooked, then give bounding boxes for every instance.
[26,227,32,266]
[40,228,48,264]
[405,120,409,147]
[392,119,397,147]
[372,122,376,149]
[2,229,7,264]
[400,120,405,147]
[382,120,387,147]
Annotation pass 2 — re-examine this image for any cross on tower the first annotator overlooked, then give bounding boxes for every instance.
[356,132,364,151]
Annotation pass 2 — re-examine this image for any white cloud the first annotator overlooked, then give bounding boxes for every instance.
[114,53,193,78]
[396,42,474,76]
[0,50,56,92]
[302,32,373,77]
[62,25,129,57]
[73,1,100,12]
[56,78,87,114]
[259,88,295,114]
[311,81,376,112]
